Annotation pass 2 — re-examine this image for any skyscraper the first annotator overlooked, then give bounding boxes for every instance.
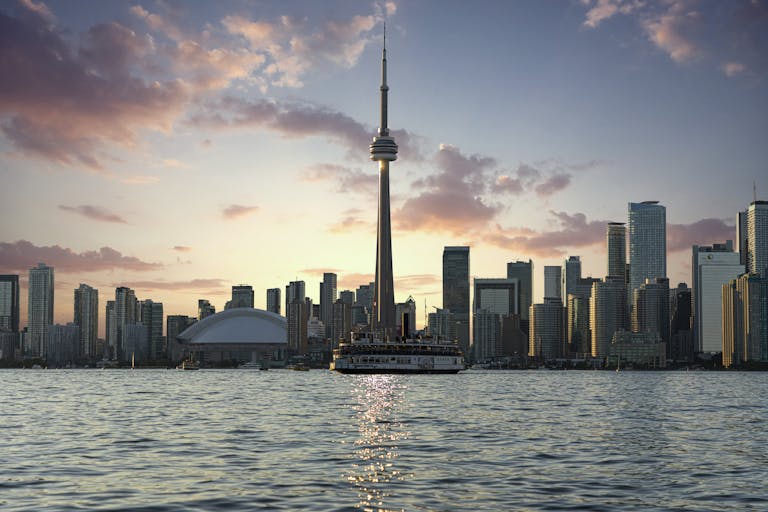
[105,300,116,359]
[227,285,254,309]
[563,256,581,300]
[543,266,562,301]
[443,246,470,355]
[395,296,416,337]
[670,283,693,362]
[607,222,627,281]
[285,281,306,317]
[0,274,20,332]
[370,32,398,339]
[747,200,768,277]
[628,201,666,303]
[473,278,517,361]
[692,242,743,354]
[722,273,768,367]
[631,277,670,351]
[73,284,98,360]
[266,288,281,315]
[737,209,748,266]
[28,263,54,357]
[115,286,137,360]
[507,260,533,323]
[320,273,337,339]
[529,298,565,359]
[140,299,164,361]
[590,277,627,358]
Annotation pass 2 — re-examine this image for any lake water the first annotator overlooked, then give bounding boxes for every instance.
[1,369,767,511]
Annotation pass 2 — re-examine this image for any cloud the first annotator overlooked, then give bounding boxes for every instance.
[0,240,162,273]
[667,218,735,252]
[0,4,188,170]
[721,61,746,77]
[396,274,441,290]
[172,246,192,252]
[58,205,127,224]
[338,273,375,290]
[301,163,377,195]
[534,174,572,198]
[113,278,226,292]
[394,144,501,235]
[328,209,374,234]
[299,268,342,276]
[222,204,259,220]
[120,175,160,185]
[642,3,702,63]
[189,96,423,161]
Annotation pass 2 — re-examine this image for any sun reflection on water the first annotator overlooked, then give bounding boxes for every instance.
[345,375,410,512]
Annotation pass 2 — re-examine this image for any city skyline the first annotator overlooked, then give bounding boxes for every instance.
[1,0,766,334]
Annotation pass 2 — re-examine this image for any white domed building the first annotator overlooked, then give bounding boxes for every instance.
[176,308,287,367]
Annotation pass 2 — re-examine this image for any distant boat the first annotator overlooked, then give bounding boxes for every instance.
[177,359,200,371]
[237,361,263,370]
[289,362,310,371]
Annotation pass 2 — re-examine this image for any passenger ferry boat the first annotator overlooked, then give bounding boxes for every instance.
[331,333,465,374]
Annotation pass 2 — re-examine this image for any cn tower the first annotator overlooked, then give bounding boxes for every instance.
[370,26,398,339]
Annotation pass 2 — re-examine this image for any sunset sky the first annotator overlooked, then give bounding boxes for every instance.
[1,0,766,335]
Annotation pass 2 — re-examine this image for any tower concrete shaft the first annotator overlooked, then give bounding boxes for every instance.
[370,29,398,338]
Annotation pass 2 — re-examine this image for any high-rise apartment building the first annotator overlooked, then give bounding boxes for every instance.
[115,286,137,361]
[507,260,533,323]
[747,200,768,277]
[529,298,565,359]
[166,315,196,362]
[563,256,581,300]
[632,277,670,351]
[628,201,666,303]
[46,323,79,367]
[227,285,254,309]
[331,299,353,343]
[737,209,748,266]
[286,298,309,354]
[473,278,517,361]
[544,266,562,301]
[0,274,20,332]
[395,296,416,337]
[140,299,164,361]
[722,273,768,367]
[105,300,116,359]
[28,263,54,357]
[590,277,626,358]
[320,273,337,339]
[607,222,627,281]
[285,281,306,316]
[567,294,590,355]
[266,289,281,315]
[73,284,98,360]
[198,299,215,320]
[443,246,470,356]
[692,242,743,353]
[670,283,693,362]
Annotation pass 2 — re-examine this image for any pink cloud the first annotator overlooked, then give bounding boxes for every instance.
[221,204,259,220]
[302,163,377,196]
[328,209,375,234]
[58,205,127,224]
[0,240,162,273]
[667,218,735,252]
[338,273,375,290]
[535,174,572,198]
[172,246,192,253]
[114,278,227,292]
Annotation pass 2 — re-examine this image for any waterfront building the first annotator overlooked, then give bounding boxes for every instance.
[46,323,79,367]
[339,290,355,304]
[28,263,54,357]
[140,299,164,361]
[123,322,149,363]
[332,299,353,343]
[166,315,197,362]
[266,288,281,315]
[226,285,254,310]
[608,331,666,368]
[428,308,455,340]
[692,242,743,354]
[628,201,666,304]
[590,277,627,358]
[607,222,627,281]
[285,281,306,317]
[473,278,517,361]
[0,330,18,360]
[722,273,768,367]
[567,293,590,355]
[747,200,768,276]
[0,275,20,333]
[320,273,337,339]
[307,316,325,340]
[529,298,565,359]
[544,266,562,301]
[507,260,533,324]
[670,283,693,362]
[198,299,216,320]
[286,298,309,355]
[443,246,470,356]
[73,284,98,360]
[632,277,670,349]
[115,287,137,361]
[395,296,416,337]
[105,300,116,359]
[737,209,748,266]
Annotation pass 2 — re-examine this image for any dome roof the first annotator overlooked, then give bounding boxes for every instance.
[177,308,287,345]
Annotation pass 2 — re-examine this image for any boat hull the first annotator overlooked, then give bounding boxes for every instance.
[332,367,462,374]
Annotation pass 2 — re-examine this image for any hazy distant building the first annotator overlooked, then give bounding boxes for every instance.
[590,277,627,358]
[339,290,355,305]
[529,298,565,359]
[670,283,693,362]
[692,242,743,354]
[166,315,197,362]
[737,209,748,266]
[320,273,337,339]
[608,331,666,368]
[46,323,79,367]
[227,285,254,310]
[285,281,306,316]
[332,299,353,343]
[607,222,627,281]
[266,288,281,315]
[747,200,768,276]
[140,299,164,361]
[307,316,325,340]
[722,273,768,367]
[544,266,562,301]
[0,275,20,333]
[632,278,670,351]
[286,298,309,355]
[563,256,581,300]
[28,263,54,357]
[73,284,98,360]
[0,330,18,360]
[124,322,149,363]
[428,308,455,340]
[198,299,216,320]
[105,300,116,359]
[443,246,470,356]
[115,287,137,360]
[507,260,533,323]
[628,201,666,304]
[396,296,416,337]
[473,278,517,361]
[567,294,590,355]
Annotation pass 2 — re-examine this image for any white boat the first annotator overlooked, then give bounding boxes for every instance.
[331,333,465,374]
[176,359,200,371]
[237,361,263,370]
